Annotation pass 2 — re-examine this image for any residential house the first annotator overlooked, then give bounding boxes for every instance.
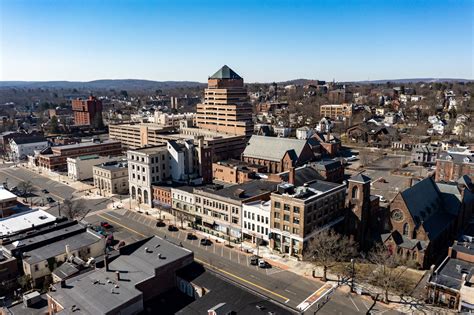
[9,136,49,161]
[436,150,474,182]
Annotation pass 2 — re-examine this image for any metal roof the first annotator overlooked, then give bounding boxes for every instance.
[209,65,242,80]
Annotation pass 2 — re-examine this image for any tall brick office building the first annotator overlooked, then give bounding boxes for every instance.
[196,65,253,138]
[72,95,103,127]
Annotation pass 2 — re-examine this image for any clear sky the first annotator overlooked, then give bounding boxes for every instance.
[1,0,473,82]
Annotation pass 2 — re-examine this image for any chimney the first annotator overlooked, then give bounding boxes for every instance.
[115,271,120,281]
[60,280,66,288]
[288,167,295,185]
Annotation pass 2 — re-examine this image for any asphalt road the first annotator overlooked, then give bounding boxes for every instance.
[86,209,397,315]
[0,166,109,215]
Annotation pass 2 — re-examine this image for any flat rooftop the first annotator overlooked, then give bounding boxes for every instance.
[0,209,55,237]
[0,188,18,201]
[53,139,120,151]
[431,257,474,290]
[196,180,277,202]
[23,229,103,265]
[48,236,193,314]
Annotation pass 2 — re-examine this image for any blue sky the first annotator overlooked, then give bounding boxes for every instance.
[1,0,472,82]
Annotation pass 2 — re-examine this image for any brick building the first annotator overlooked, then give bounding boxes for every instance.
[426,237,474,312]
[196,65,253,138]
[72,95,103,127]
[320,103,352,119]
[212,159,265,184]
[36,140,122,171]
[312,132,341,157]
[242,135,317,173]
[381,176,474,269]
[436,151,474,182]
[328,89,353,104]
[269,172,347,258]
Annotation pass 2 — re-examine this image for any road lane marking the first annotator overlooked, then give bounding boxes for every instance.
[296,283,335,311]
[349,294,360,312]
[97,213,146,237]
[284,289,297,295]
[195,258,290,303]
[0,169,65,201]
[106,212,123,220]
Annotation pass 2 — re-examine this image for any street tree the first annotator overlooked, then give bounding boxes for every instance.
[50,116,60,133]
[364,243,410,303]
[18,180,36,204]
[304,229,358,281]
[62,197,89,221]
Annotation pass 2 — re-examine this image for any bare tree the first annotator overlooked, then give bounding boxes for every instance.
[304,229,358,281]
[62,198,89,221]
[364,243,410,303]
[18,180,36,204]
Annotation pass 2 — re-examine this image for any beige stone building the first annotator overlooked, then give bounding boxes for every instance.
[319,104,353,120]
[196,65,253,138]
[93,159,129,196]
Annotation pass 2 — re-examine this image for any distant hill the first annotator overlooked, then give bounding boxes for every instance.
[277,78,472,86]
[0,79,206,90]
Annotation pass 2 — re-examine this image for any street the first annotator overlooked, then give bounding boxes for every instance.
[86,209,398,315]
[0,166,110,215]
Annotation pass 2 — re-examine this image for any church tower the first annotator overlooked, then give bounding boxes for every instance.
[346,173,372,248]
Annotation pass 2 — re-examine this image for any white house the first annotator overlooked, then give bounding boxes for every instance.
[273,126,291,138]
[432,121,446,135]
[9,137,48,161]
[296,126,314,140]
[67,155,119,181]
[316,117,334,133]
[242,200,271,244]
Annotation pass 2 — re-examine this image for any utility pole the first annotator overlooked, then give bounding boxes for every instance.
[350,258,355,293]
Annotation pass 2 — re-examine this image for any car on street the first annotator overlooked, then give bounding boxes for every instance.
[258,259,268,268]
[168,225,178,232]
[156,219,166,227]
[46,197,55,203]
[100,221,113,229]
[41,189,49,194]
[186,233,197,240]
[200,238,212,246]
[250,255,259,266]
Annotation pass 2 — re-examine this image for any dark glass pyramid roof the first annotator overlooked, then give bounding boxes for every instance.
[209,65,242,79]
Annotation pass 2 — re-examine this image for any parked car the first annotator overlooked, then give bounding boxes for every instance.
[41,189,49,194]
[258,259,268,268]
[200,238,212,246]
[46,197,55,203]
[168,225,178,232]
[156,219,166,227]
[187,233,197,240]
[250,255,259,266]
[100,222,113,229]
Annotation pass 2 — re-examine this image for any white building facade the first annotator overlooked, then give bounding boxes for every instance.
[9,138,49,161]
[128,146,169,207]
[242,200,271,244]
[67,155,118,181]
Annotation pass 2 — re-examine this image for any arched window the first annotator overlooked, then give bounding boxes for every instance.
[131,186,136,199]
[351,186,359,199]
[403,223,409,236]
[143,190,149,204]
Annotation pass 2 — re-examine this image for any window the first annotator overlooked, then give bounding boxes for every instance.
[283,225,290,232]
[351,186,359,199]
[274,201,281,209]
[244,222,247,229]
[257,214,260,222]
[274,212,280,219]
[266,217,268,224]
[283,214,290,222]
[294,206,300,214]
[284,204,290,211]
[403,223,409,236]
[34,264,39,271]
[293,217,300,224]
[292,228,299,234]
[257,226,260,233]
[274,222,280,229]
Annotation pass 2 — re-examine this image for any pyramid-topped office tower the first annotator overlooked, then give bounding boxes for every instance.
[196,65,253,138]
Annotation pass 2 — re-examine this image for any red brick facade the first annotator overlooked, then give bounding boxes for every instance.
[72,96,103,126]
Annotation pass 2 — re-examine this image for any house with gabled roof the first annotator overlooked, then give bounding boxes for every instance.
[381,176,474,269]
